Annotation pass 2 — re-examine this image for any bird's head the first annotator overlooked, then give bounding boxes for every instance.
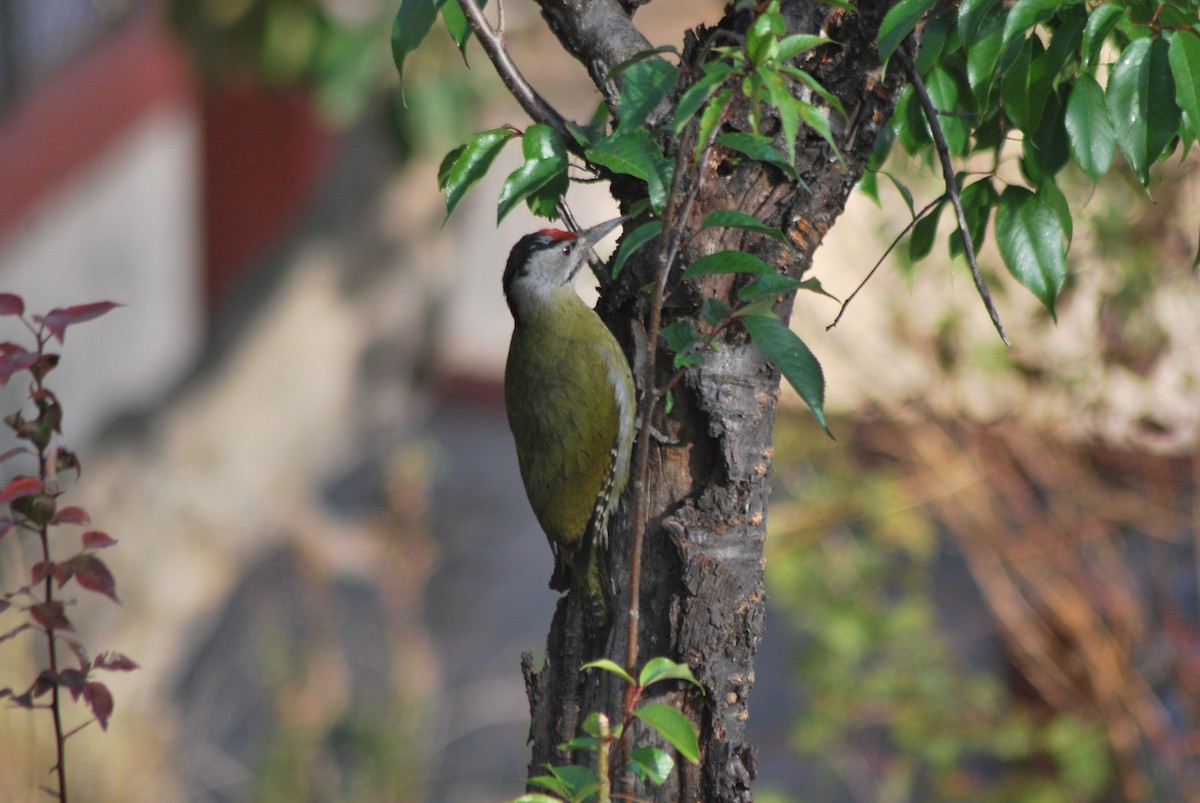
[502,217,624,318]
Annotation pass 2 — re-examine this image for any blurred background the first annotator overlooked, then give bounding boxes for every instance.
[0,1,1196,801]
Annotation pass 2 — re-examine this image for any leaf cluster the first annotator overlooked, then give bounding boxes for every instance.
[0,294,137,800]
[513,657,703,803]
[873,0,1200,317]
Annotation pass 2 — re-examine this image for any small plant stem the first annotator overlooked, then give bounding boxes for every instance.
[619,131,716,791]
[455,0,574,148]
[895,49,1009,346]
[597,714,612,803]
[30,349,68,803]
[41,520,68,803]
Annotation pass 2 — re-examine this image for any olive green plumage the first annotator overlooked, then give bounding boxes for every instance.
[502,220,634,628]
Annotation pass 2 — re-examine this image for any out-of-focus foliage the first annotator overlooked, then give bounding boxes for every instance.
[868,0,1200,319]
[765,406,1197,801]
[168,0,388,125]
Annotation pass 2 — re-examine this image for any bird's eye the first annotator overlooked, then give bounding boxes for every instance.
[560,244,571,255]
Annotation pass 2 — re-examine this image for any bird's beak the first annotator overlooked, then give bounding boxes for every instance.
[575,216,627,252]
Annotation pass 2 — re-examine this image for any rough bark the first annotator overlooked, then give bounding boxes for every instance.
[522,2,906,800]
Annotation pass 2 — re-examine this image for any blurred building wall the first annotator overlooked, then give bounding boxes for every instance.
[0,6,203,443]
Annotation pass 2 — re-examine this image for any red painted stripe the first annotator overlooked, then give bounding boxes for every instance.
[0,9,194,237]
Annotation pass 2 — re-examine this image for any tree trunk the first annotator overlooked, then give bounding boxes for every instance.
[522,2,905,799]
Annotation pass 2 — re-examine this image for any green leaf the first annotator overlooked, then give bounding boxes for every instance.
[738,272,806,304]
[702,210,790,246]
[966,14,1006,98]
[498,127,569,222]
[701,298,735,325]
[662,320,702,361]
[742,314,831,436]
[1064,75,1114,180]
[1002,35,1051,133]
[1003,0,1077,54]
[580,711,615,739]
[878,0,939,67]
[949,178,998,259]
[582,658,636,686]
[498,158,564,221]
[1169,31,1200,144]
[634,704,701,763]
[617,59,680,132]
[924,67,971,155]
[747,7,786,65]
[560,736,601,752]
[995,186,1067,318]
[1082,3,1124,70]
[1107,36,1181,185]
[796,101,844,165]
[438,127,518,220]
[1043,7,1086,79]
[629,746,675,785]
[672,63,735,135]
[695,86,735,158]
[958,0,1003,45]
[1026,87,1070,179]
[511,794,565,803]
[586,129,674,214]
[887,173,916,218]
[777,34,832,62]
[612,220,662,278]
[1037,177,1073,245]
[683,250,775,278]
[797,277,840,302]
[717,132,799,180]
[910,199,944,262]
[391,0,438,94]
[778,65,848,119]
[764,72,800,165]
[639,657,702,689]
[439,0,486,58]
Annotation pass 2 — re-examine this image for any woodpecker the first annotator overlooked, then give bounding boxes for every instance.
[503,217,635,629]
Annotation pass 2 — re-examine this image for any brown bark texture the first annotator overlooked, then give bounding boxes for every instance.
[521,2,906,800]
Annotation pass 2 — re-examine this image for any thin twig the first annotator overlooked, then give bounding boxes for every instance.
[618,125,718,793]
[456,0,573,146]
[895,49,1010,346]
[827,193,945,331]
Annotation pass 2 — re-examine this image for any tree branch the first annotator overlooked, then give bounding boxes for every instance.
[535,0,657,114]
[895,49,1010,347]
[828,192,945,331]
[456,0,572,143]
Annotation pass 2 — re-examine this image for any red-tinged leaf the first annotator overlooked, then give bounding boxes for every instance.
[0,446,30,464]
[0,293,24,316]
[52,562,74,588]
[57,668,88,700]
[0,623,31,644]
[10,690,34,708]
[74,555,118,602]
[0,348,38,385]
[31,560,54,584]
[53,506,91,526]
[0,476,42,504]
[30,600,73,631]
[31,669,56,698]
[55,449,81,479]
[34,301,121,343]
[82,530,116,549]
[93,652,139,672]
[0,686,10,700]
[65,638,89,668]
[84,682,113,730]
